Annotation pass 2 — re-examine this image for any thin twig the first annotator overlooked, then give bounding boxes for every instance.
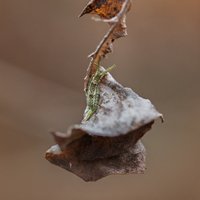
[85,0,131,89]
[89,0,130,59]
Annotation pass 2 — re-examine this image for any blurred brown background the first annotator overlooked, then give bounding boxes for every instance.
[0,0,199,199]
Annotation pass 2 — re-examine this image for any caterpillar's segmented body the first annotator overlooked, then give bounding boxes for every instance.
[84,58,115,121]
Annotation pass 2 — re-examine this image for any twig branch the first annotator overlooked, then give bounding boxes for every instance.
[84,0,131,90]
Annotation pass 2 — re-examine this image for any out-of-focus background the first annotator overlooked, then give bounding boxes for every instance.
[0,0,199,199]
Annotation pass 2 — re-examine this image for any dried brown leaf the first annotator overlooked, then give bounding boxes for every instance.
[79,0,131,19]
[46,140,146,182]
[45,71,163,181]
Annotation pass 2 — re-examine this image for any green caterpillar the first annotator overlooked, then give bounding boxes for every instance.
[84,58,115,121]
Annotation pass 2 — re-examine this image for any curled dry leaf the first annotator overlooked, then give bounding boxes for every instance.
[46,140,146,182]
[82,71,163,136]
[45,72,163,181]
[79,0,131,19]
